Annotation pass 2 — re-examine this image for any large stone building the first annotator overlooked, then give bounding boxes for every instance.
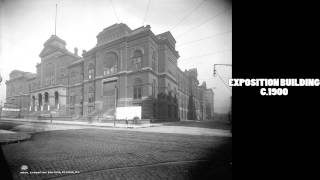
[5,23,214,121]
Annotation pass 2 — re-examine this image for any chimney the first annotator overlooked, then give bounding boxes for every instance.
[74,47,78,56]
[82,50,87,56]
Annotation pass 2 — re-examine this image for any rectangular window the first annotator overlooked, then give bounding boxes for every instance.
[138,87,142,98]
[88,106,94,113]
[134,88,137,99]
[51,76,55,84]
[134,87,142,99]
[70,95,76,105]
[152,60,156,72]
[152,80,157,97]
[88,93,94,103]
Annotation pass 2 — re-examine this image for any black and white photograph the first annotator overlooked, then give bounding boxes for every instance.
[0,0,232,179]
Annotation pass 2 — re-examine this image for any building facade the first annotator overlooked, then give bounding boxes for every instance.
[5,23,214,121]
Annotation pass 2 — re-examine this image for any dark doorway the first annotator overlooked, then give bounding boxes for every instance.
[32,96,35,110]
[38,93,42,109]
[44,92,49,103]
[102,80,117,118]
[54,91,59,106]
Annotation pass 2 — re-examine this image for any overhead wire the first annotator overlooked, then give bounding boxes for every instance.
[216,71,232,92]
[176,30,232,48]
[176,7,230,39]
[169,0,207,31]
[179,48,231,61]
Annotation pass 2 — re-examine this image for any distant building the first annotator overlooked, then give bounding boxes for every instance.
[205,88,214,120]
[5,23,214,121]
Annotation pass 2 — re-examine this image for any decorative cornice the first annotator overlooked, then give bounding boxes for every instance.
[30,85,66,93]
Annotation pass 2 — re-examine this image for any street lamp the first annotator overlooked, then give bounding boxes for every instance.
[213,64,232,77]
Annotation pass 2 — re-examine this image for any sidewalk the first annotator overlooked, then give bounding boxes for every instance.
[0,117,153,128]
[0,118,232,137]
[0,129,31,145]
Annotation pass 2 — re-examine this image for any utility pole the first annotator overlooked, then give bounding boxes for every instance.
[0,72,2,120]
[114,85,117,127]
[213,64,232,124]
[19,98,22,118]
[0,100,2,121]
[212,87,216,120]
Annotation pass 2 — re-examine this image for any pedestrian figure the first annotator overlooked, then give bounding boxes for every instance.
[126,118,128,128]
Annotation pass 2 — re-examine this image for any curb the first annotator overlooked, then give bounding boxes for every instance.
[0,131,31,145]
[0,118,153,129]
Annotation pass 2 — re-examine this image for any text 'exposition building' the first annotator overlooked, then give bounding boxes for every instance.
[5,23,214,121]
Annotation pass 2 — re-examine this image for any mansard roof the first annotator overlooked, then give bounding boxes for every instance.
[8,70,36,81]
[96,23,132,46]
[156,31,176,45]
[39,35,80,59]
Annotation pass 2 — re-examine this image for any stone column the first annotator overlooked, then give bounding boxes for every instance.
[49,91,55,110]
[41,92,44,111]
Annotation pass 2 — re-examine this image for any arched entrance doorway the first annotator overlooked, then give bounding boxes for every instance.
[54,91,59,107]
[32,96,35,111]
[44,92,49,111]
[38,93,42,111]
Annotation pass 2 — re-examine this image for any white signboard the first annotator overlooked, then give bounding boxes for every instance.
[2,108,20,112]
[116,106,141,120]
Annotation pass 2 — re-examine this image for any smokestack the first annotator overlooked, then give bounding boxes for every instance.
[74,47,78,56]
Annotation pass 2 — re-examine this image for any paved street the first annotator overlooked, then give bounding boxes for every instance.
[1,121,232,180]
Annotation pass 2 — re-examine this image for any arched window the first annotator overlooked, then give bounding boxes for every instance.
[104,53,118,76]
[88,93,94,103]
[152,51,157,72]
[88,63,95,80]
[32,96,35,109]
[132,50,143,70]
[133,78,143,99]
[38,93,42,107]
[54,91,59,105]
[46,63,55,85]
[44,92,49,103]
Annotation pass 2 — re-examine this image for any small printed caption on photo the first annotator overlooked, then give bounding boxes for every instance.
[228,78,320,96]
[20,165,80,175]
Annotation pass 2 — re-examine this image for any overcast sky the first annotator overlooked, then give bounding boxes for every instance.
[0,0,232,113]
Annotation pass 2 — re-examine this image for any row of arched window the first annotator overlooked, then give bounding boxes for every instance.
[31,91,59,110]
[87,49,157,80]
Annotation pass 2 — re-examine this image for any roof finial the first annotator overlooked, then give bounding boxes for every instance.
[55,4,57,35]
